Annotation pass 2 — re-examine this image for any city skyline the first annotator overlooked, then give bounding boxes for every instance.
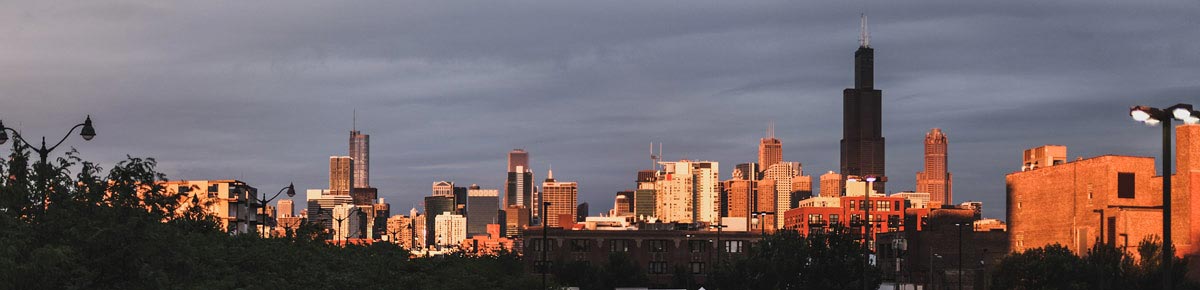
[3,2,1199,220]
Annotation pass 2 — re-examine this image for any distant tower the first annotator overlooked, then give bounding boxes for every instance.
[329,156,354,195]
[917,128,953,206]
[541,169,578,228]
[505,149,535,223]
[840,14,887,193]
[758,122,783,175]
[350,129,369,188]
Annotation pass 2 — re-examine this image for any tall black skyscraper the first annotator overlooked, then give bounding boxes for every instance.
[840,15,886,192]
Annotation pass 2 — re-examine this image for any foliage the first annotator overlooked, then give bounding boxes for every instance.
[0,141,539,290]
[990,239,1198,290]
[708,226,881,290]
[549,253,650,290]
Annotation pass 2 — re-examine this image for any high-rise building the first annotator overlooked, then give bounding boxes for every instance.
[723,179,756,228]
[734,163,761,180]
[332,204,366,240]
[305,188,353,232]
[541,169,578,228]
[840,16,887,193]
[819,171,844,198]
[466,188,500,236]
[329,156,354,195]
[763,162,801,229]
[434,213,467,247]
[759,124,783,174]
[413,211,427,249]
[277,199,294,218]
[655,160,720,223]
[790,175,814,208]
[163,180,259,234]
[505,149,535,223]
[350,130,369,188]
[432,181,454,197]
[916,128,953,206]
[504,205,530,237]
[386,214,414,249]
[756,178,777,232]
[613,191,634,217]
[634,170,657,220]
[576,202,588,223]
[423,195,455,246]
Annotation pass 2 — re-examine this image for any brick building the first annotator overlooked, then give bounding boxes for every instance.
[521,226,761,288]
[1008,125,1200,259]
[782,195,909,242]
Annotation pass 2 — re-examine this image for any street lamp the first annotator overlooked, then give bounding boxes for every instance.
[542,201,551,290]
[751,211,774,239]
[710,220,727,267]
[334,207,362,243]
[954,223,969,290]
[1130,103,1197,290]
[849,175,883,290]
[0,116,97,205]
[257,183,296,238]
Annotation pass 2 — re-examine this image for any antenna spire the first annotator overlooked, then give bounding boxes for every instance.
[860,14,870,48]
[353,109,357,131]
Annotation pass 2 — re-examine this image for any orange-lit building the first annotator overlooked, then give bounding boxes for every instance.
[723,179,755,229]
[460,224,515,256]
[916,128,952,207]
[1007,125,1200,259]
[163,179,259,234]
[819,171,844,198]
[783,195,909,240]
[541,169,578,228]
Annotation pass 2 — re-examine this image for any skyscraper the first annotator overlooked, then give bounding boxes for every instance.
[576,202,588,222]
[819,171,844,197]
[505,149,535,223]
[613,191,634,217]
[759,124,782,174]
[350,130,369,188]
[434,213,467,247]
[916,128,953,206]
[840,15,887,193]
[762,162,800,229]
[466,187,500,236]
[423,195,455,246]
[634,170,657,220]
[734,163,761,180]
[723,179,755,221]
[541,169,578,228]
[277,199,294,218]
[329,156,354,195]
[655,160,720,224]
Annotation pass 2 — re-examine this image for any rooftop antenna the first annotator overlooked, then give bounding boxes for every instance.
[353,109,357,131]
[767,121,775,139]
[650,142,657,171]
[860,14,870,48]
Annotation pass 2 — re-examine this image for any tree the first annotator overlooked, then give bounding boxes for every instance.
[708,226,880,290]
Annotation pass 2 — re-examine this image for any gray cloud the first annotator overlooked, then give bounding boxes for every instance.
[1,0,1198,220]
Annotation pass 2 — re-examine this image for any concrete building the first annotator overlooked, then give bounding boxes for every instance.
[655,160,720,224]
[819,171,844,198]
[413,211,427,249]
[841,17,887,193]
[756,178,777,232]
[385,214,415,249]
[329,156,354,195]
[332,204,366,240]
[612,191,634,217]
[891,192,931,209]
[466,188,500,236]
[1021,145,1067,171]
[790,175,814,208]
[424,195,455,246]
[504,205,530,237]
[916,128,953,207]
[723,179,756,230]
[349,129,369,188]
[460,224,515,256]
[759,125,783,173]
[541,169,578,228]
[784,195,909,241]
[163,179,259,234]
[306,188,353,232]
[434,213,467,247]
[277,199,294,218]
[634,170,657,220]
[763,162,801,229]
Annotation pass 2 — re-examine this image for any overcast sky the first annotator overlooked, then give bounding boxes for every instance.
[2,1,1198,220]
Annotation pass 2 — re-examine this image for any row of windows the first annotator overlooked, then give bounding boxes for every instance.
[847,200,902,211]
[648,262,707,274]
[533,239,747,253]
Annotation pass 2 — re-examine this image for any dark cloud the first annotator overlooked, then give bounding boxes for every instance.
[1,1,1198,220]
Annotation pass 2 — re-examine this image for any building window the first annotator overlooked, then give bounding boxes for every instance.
[1118,172,1135,199]
[609,239,632,252]
[724,240,745,253]
[876,200,889,211]
[829,214,840,224]
[808,214,824,224]
[649,262,668,274]
[571,239,592,252]
[690,262,705,274]
[531,239,552,252]
[648,240,669,252]
[893,201,901,211]
[688,240,708,253]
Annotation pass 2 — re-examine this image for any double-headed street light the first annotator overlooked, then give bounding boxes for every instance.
[0,116,97,207]
[1130,103,1197,290]
[257,183,296,238]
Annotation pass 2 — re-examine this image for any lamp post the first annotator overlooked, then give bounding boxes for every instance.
[710,221,727,267]
[334,207,362,243]
[849,175,881,290]
[751,211,774,239]
[954,223,967,290]
[0,116,96,206]
[1130,103,1198,290]
[256,183,296,238]
[542,201,551,290]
